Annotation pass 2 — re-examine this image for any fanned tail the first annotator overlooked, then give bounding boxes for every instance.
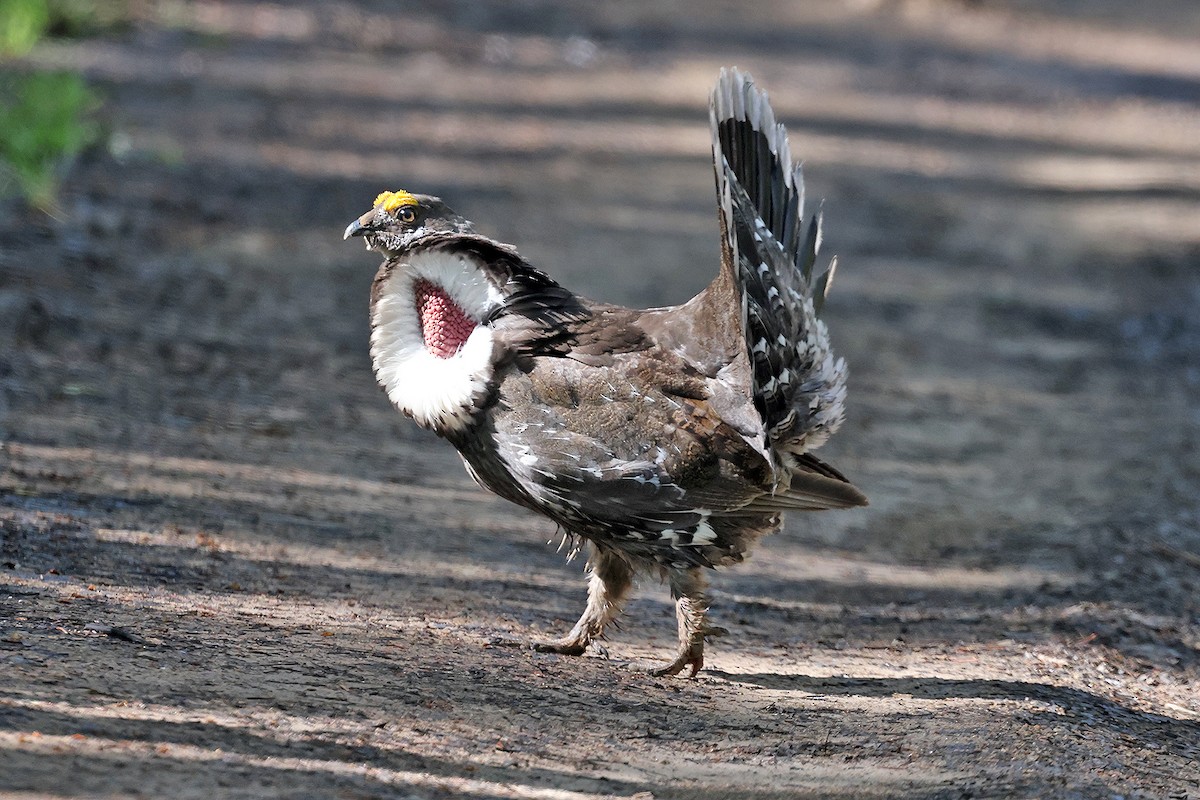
[710,67,847,463]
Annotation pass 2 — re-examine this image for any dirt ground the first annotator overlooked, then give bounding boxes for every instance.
[3,1,1200,798]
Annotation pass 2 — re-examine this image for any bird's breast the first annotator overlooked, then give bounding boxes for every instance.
[369,250,504,435]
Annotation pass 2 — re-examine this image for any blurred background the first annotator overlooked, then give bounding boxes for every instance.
[1,1,1199,794]
[4,0,1199,570]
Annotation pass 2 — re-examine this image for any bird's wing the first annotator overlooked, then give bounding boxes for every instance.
[710,67,848,459]
[481,353,790,567]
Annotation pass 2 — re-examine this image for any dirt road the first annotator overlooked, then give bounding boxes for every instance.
[2,2,1199,797]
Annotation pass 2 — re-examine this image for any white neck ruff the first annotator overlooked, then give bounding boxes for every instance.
[370,250,504,434]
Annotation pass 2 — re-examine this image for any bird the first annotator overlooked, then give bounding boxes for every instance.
[343,68,867,677]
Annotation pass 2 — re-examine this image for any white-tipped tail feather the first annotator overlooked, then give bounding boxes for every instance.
[710,67,847,460]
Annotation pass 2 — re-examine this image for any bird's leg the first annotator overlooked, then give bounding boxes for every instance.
[535,546,633,656]
[651,568,714,678]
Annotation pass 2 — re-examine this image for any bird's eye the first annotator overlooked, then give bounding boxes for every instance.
[397,206,417,223]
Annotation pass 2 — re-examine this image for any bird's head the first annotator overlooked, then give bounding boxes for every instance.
[343,189,475,256]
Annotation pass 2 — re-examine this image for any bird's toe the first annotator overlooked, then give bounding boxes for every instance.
[532,638,589,656]
[649,650,704,678]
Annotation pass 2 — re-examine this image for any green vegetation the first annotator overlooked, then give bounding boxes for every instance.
[0,0,51,57]
[0,0,103,210]
[0,71,98,210]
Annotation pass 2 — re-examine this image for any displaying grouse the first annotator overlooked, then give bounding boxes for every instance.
[343,68,867,677]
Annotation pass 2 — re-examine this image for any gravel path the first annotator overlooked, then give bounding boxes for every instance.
[3,2,1199,797]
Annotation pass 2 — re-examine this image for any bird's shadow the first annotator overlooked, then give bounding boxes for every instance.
[707,669,1200,761]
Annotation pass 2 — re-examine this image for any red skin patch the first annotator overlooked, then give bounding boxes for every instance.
[413,279,477,358]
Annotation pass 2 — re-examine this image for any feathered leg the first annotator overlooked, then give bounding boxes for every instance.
[651,568,717,678]
[536,545,633,656]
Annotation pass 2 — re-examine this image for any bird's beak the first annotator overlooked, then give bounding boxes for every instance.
[343,218,365,240]
[344,209,378,241]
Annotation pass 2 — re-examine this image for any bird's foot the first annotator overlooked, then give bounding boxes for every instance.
[650,643,704,678]
[489,635,595,656]
[488,635,599,656]
[532,637,589,656]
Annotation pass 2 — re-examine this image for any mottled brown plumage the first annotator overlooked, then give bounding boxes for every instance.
[344,68,866,676]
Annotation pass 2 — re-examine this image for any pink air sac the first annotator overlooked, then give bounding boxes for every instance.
[414,279,477,358]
